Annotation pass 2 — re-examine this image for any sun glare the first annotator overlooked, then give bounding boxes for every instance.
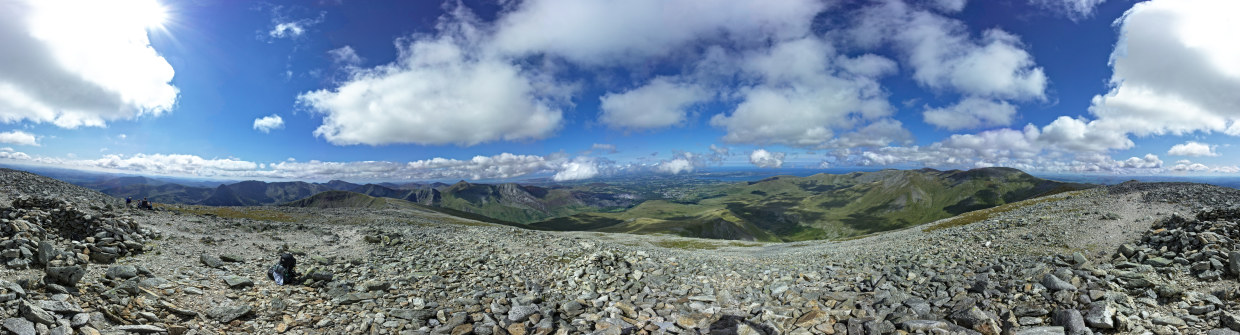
[130,0,169,29]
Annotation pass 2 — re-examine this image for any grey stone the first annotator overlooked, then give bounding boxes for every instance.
[19,300,55,325]
[117,325,166,333]
[1230,251,1240,276]
[207,305,251,323]
[44,266,85,287]
[1152,315,1186,327]
[901,320,950,332]
[70,313,89,327]
[35,242,54,266]
[106,265,138,280]
[362,280,391,292]
[1014,326,1066,335]
[1052,309,1086,335]
[1083,302,1115,329]
[37,300,83,313]
[3,318,35,335]
[223,275,253,289]
[1042,274,1076,291]
[1207,330,1240,335]
[0,279,25,298]
[508,304,539,322]
[1145,257,1174,267]
[332,292,379,305]
[1118,244,1136,257]
[389,309,433,322]
[200,254,224,269]
[1220,312,1239,331]
[219,254,244,262]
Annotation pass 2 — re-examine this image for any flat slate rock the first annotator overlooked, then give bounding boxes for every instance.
[207,305,252,323]
[117,325,167,333]
[3,318,35,335]
[223,275,253,289]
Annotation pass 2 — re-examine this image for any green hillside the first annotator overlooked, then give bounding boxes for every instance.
[528,167,1091,241]
[280,190,391,209]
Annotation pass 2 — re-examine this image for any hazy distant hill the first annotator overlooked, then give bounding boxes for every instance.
[529,167,1093,241]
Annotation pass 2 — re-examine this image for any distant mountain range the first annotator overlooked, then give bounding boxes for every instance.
[73,175,638,224]
[527,167,1094,241]
[64,166,1091,241]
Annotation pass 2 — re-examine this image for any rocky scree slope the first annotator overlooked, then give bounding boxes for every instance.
[0,169,1238,335]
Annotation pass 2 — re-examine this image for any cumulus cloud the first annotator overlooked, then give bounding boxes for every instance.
[851,1,1047,100]
[1037,116,1133,152]
[0,130,39,146]
[654,152,702,174]
[1029,0,1108,21]
[253,114,285,133]
[1120,153,1162,168]
[491,0,824,65]
[298,6,569,146]
[0,147,31,160]
[710,38,897,146]
[1087,0,1240,139]
[0,150,620,181]
[749,149,786,168]
[599,77,708,130]
[0,0,178,128]
[553,157,608,181]
[923,97,1018,130]
[1167,141,1218,157]
[327,46,363,66]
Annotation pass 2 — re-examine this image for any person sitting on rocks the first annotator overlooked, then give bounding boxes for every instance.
[126,196,132,208]
[268,253,298,285]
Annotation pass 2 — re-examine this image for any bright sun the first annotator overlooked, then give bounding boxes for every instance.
[128,0,169,29]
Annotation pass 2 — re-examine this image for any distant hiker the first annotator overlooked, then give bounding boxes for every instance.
[268,253,298,285]
[126,197,132,208]
[139,197,150,210]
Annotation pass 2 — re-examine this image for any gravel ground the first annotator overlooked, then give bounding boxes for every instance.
[1,169,1239,335]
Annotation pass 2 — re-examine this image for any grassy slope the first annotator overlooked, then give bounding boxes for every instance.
[530,168,1092,241]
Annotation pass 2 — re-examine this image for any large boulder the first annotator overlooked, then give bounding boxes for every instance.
[44,266,85,287]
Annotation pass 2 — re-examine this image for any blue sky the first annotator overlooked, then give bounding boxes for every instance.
[1,0,1238,182]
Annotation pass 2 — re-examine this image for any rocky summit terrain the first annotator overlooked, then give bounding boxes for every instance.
[1,167,1240,335]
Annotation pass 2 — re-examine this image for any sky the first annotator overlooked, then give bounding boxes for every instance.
[1,0,1239,182]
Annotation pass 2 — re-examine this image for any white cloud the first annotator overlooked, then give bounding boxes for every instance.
[298,6,569,146]
[0,130,39,146]
[491,0,824,65]
[1,150,618,181]
[1170,162,1210,172]
[1029,0,1108,21]
[1038,116,1133,152]
[0,0,178,128]
[852,1,1047,100]
[1120,153,1162,169]
[923,97,1018,130]
[553,157,603,181]
[327,46,363,66]
[930,0,967,13]
[1167,141,1219,157]
[1088,0,1240,139]
[599,77,708,130]
[0,147,31,160]
[253,114,285,133]
[827,119,915,149]
[268,11,324,39]
[709,38,896,146]
[748,149,786,168]
[656,158,694,174]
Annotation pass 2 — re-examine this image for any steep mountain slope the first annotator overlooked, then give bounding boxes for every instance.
[280,190,391,209]
[530,167,1091,241]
